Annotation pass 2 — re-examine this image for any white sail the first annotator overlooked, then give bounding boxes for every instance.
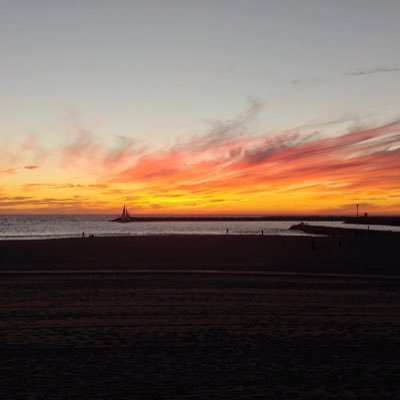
[111,205,134,222]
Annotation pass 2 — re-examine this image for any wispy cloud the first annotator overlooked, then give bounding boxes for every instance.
[24,183,108,190]
[175,98,263,152]
[345,66,400,77]
[1,103,399,213]
[61,128,101,168]
[290,77,320,86]
[0,168,19,175]
[1,165,39,175]
[0,196,81,208]
[100,116,400,213]
[279,184,323,193]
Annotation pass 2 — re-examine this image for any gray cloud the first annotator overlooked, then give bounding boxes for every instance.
[104,136,147,167]
[176,99,264,152]
[290,77,320,86]
[345,67,400,77]
[242,131,316,165]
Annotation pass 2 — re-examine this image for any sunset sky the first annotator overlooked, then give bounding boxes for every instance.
[1,1,399,214]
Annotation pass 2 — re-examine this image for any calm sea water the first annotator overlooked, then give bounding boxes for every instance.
[0,215,398,240]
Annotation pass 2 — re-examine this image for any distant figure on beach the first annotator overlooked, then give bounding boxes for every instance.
[81,232,85,238]
[226,229,229,235]
[261,230,264,236]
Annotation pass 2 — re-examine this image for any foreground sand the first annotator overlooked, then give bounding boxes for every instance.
[0,236,399,399]
[0,234,399,274]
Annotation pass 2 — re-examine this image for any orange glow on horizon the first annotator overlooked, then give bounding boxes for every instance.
[1,119,399,215]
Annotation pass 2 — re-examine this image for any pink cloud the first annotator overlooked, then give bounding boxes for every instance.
[2,103,399,213]
[100,119,400,200]
[0,168,19,175]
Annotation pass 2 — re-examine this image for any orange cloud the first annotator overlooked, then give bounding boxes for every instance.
[98,119,399,214]
[0,168,19,175]
[1,107,399,214]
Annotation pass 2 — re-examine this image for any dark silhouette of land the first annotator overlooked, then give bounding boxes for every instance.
[0,235,399,399]
[344,216,400,227]
[108,214,400,227]
[289,222,397,237]
[111,215,348,222]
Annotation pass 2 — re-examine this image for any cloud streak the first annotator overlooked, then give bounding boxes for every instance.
[87,116,399,213]
[1,104,399,214]
[345,66,400,77]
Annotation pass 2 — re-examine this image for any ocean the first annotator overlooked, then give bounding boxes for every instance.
[0,215,399,240]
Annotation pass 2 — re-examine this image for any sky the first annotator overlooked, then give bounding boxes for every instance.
[0,0,399,214]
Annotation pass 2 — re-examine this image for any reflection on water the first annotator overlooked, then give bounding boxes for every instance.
[0,215,398,240]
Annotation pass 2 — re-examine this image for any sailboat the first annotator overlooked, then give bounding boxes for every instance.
[111,205,135,222]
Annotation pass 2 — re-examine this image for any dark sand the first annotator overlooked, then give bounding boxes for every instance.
[0,235,399,399]
[1,234,399,274]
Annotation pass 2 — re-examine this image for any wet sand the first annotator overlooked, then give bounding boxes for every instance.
[0,236,399,398]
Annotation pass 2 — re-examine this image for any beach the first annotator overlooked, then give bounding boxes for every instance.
[0,235,399,398]
[1,234,400,274]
